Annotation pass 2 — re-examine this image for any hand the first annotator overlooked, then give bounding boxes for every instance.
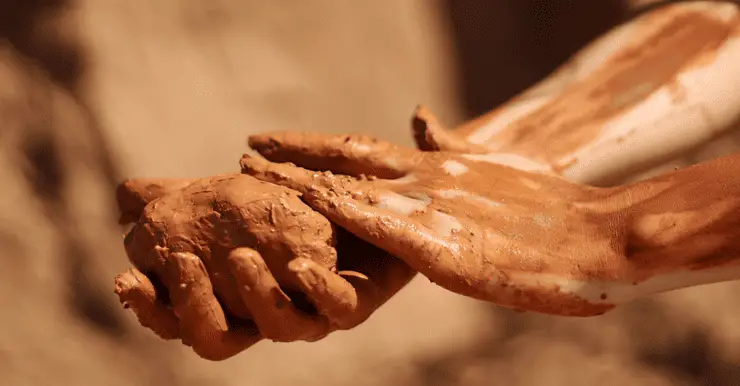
[114,173,414,360]
[244,132,636,317]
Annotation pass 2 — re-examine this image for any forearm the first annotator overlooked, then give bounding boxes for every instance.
[440,2,740,186]
[611,152,740,299]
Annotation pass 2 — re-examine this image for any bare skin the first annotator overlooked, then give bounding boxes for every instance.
[244,131,740,317]
[115,174,414,360]
[413,2,740,186]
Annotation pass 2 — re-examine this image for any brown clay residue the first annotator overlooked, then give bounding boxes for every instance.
[464,6,738,164]
[122,174,339,321]
[412,105,490,154]
[116,178,195,224]
[114,268,180,340]
[116,170,419,359]
[244,132,635,316]
[249,131,418,179]
[479,280,615,317]
[617,153,740,283]
[247,129,740,314]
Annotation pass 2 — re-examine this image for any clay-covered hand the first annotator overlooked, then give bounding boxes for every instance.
[244,132,635,317]
[114,174,414,360]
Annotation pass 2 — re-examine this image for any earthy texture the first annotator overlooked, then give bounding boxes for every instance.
[244,133,617,316]
[114,0,740,361]
[8,0,740,384]
[244,130,740,317]
[427,2,740,186]
[115,173,415,360]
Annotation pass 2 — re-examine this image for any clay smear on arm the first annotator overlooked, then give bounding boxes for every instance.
[453,3,740,184]
[581,152,740,300]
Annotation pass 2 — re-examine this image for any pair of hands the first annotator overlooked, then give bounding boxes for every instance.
[114,1,740,359]
[115,117,640,360]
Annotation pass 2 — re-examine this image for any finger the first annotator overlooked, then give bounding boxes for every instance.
[163,251,261,361]
[287,258,361,330]
[227,247,332,342]
[208,262,255,321]
[116,178,194,224]
[301,187,468,294]
[240,153,358,196]
[411,105,490,154]
[248,131,417,178]
[114,268,180,340]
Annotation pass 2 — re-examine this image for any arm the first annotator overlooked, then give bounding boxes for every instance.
[244,132,740,317]
[604,151,740,300]
[415,2,740,186]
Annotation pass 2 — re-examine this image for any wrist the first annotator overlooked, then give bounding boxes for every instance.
[606,156,740,299]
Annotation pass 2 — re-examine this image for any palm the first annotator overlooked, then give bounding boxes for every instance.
[244,132,629,316]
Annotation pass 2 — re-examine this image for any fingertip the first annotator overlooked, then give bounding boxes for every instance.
[114,268,180,340]
[288,258,359,328]
[248,131,289,156]
[115,178,194,224]
[229,250,331,342]
[411,105,488,153]
[239,153,267,174]
[115,179,150,224]
[247,132,272,149]
[227,245,263,266]
[287,258,328,289]
[300,186,336,213]
[165,252,263,358]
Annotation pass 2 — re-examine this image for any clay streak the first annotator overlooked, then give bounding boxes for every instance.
[467,96,552,145]
[441,160,469,176]
[375,192,429,215]
[429,211,463,238]
[462,153,553,172]
[437,189,503,208]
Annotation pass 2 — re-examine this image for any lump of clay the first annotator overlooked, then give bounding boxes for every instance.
[121,173,338,320]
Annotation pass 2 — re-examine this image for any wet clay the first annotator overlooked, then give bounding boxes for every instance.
[115,173,415,360]
[246,131,740,317]
[249,131,418,179]
[117,174,342,359]
[116,178,196,224]
[114,268,181,340]
[245,132,624,316]
[121,174,338,314]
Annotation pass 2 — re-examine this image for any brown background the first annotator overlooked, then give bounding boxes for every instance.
[2,1,740,385]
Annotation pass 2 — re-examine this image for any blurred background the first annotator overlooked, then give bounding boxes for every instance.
[3,1,740,385]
